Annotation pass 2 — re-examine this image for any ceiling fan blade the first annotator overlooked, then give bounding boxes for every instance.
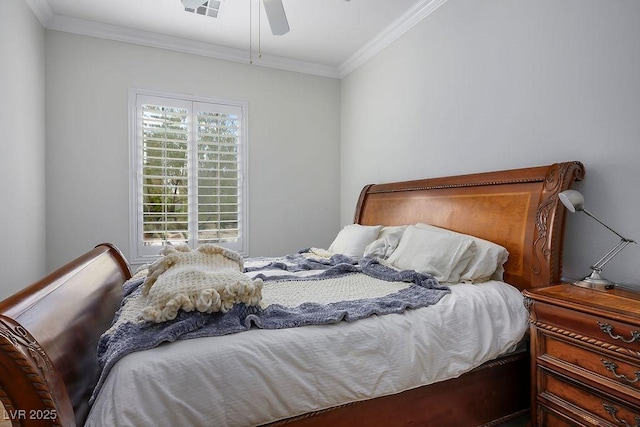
[181,0,207,9]
[263,0,290,36]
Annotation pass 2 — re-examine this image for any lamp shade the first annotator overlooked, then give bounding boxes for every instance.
[558,190,585,213]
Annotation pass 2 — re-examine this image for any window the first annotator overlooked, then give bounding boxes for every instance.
[129,90,248,262]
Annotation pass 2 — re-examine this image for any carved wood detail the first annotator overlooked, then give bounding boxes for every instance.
[0,387,20,427]
[532,319,640,359]
[0,316,62,426]
[532,161,585,285]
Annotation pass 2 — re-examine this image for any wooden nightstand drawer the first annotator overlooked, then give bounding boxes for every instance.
[540,369,640,426]
[538,405,586,427]
[539,334,640,397]
[526,284,640,426]
[534,301,640,355]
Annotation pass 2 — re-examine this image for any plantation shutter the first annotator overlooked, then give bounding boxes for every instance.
[132,92,247,261]
[193,102,242,246]
[139,99,190,249]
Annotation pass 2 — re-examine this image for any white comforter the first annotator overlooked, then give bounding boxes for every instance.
[86,278,528,427]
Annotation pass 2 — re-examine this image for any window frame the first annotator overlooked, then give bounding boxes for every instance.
[128,88,249,263]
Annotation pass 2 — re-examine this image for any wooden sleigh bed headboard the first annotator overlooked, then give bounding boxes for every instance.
[0,161,584,426]
[354,161,585,291]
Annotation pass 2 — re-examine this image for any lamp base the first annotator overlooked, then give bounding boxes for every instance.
[571,279,615,291]
[571,270,615,291]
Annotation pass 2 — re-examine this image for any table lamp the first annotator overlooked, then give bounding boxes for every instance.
[558,190,636,290]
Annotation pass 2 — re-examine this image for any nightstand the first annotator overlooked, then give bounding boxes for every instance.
[524,284,640,426]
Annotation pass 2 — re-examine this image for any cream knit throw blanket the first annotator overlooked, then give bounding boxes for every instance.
[141,244,263,323]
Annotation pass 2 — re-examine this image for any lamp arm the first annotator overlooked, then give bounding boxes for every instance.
[582,208,635,243]
[591,239,633,271]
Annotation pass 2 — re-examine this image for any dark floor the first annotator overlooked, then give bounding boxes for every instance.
[498,414,529,427]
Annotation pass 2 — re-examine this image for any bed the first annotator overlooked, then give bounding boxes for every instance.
[0,161,585,427]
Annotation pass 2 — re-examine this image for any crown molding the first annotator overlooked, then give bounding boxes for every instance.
[25,0,447,80]
[24,0,54,26]
[339,0,449,78]
[45,14,341,78]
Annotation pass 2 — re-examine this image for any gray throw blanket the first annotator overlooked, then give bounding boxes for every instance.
[90,255,449,404]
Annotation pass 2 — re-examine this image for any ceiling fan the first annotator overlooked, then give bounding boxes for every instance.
[181,0,290,36]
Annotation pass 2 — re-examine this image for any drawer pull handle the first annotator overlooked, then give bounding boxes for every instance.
[598,322,640,343]
[602,402,640,427]
[602,360,640,383]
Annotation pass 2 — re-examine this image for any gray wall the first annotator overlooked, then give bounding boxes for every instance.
[45,32,341,270]
[0,0,46,298]
[341,0,640,286]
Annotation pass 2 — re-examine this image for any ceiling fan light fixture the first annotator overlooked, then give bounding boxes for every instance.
[182,0,221,19]
[263,0,290,35]
[181,0,205,8]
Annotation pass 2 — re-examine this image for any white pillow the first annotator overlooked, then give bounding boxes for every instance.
[363,225,407,259]
[328,224,382,257]
[415,223,509,282]
[386,225,475,283]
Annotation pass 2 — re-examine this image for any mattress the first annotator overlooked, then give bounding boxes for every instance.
[85,279,528,427]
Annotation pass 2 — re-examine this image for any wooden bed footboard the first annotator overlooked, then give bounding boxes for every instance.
[0,244,131,427]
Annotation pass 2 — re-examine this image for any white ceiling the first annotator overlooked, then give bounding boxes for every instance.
[26,0,448,78]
